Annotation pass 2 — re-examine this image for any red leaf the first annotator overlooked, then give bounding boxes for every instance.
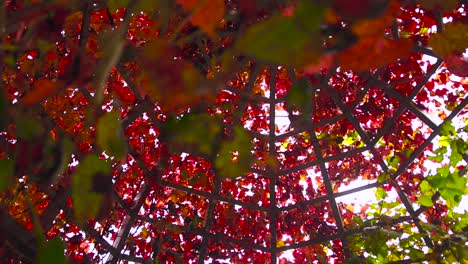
[333,0,389,21]
[445,54,468,77]
[238,0,257,18]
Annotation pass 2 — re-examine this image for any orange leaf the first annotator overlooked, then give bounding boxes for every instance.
[177,0,224,37]
[338,37,412,71]
[324,8,339,24]
[351,0,401,38]
[22,79,65,105]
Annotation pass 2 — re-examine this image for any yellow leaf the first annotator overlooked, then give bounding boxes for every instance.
[276,240,285,248]
[300,173,307,181]
[141,227,149,239]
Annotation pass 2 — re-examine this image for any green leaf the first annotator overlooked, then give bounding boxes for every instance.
[419,180,433,195]
[387,155,400,169]
[235,2,325,67]
[96,111,127,159]
[455,242,468,260]
[450,138,467,165]
[16,114,45,140]
[408,248,425,260]
[417,195,434,207]
[294,1,327,31]
[285,77,311,111]
[419,0,458,12]
[448,211,468,232]
[316,254,328,264]
[375,187,387,200]
[438,136,451,147]
[215,126,252,179]
[37,238,68,264]
[439,173,466,208]
[440,121,456,136]
[377,172,390,183]
[352,215,364,226]
[449,148,463,165]
[107,0,130,13]
[428,153,444,163]
[236,17,304,66]
[437,166,450,178]
[163,113,221,156]
[72,154,111,223]
[428,22,468,57]
[435,146,448,155]
[0,159,13,191]
[427,174,443,189]
[135,0,159,13]
[0,85,7,131]
[445,251,460,263]
[37,39,54,54]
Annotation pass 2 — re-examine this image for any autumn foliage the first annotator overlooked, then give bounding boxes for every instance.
[1,0,468,263]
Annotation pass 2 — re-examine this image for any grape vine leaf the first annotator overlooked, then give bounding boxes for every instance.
[286,77,311,110]
[440,121,456,136]
[0,159,14,191]
[137,40,206,111]
[428,22,468,58]
[439,173,466,208]
[162,113,221,156]
[215,126,252,179]
[107,0,158,13]
[96,111,127,159]
[235,1,326,67]
[338,37,413,71]
[0,85,7,131]
[419,0,458,12]
[107,0,130,13]
[445,54,468,77]
[37,237,68,264]
[176,0,225,37]
[72,154,111,223]
[339,0,413,70]
[22,79,65,105]
[417,195,434,207]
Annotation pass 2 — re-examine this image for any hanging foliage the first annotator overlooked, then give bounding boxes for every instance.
[0,0,467,263]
